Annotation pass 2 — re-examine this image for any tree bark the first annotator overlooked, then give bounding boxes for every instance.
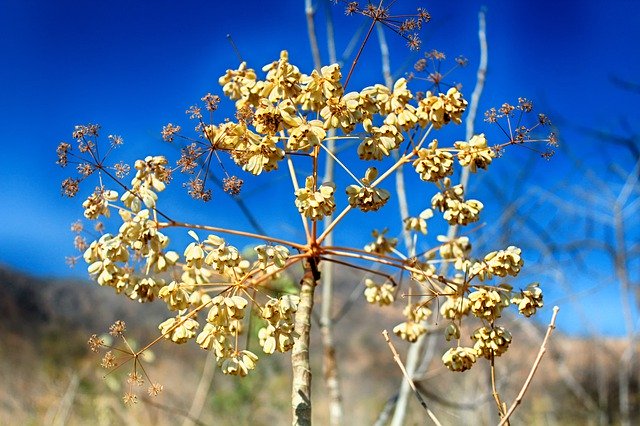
[291,262,319,425]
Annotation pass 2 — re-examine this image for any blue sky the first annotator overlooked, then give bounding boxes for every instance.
[0,0,638,335]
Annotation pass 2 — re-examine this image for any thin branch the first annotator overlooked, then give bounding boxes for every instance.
[382,330,443,426]
[499,306,560,425]
[305,0,323,71]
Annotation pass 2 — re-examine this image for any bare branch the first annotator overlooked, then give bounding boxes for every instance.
[499,306,560,425]
[383,330,443,426]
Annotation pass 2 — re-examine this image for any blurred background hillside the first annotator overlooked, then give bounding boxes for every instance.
[0,0,638,424]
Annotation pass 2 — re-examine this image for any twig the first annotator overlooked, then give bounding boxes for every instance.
[382,330,443,426]
[498,306,560,425]
[390,9,489,426]
[182,351,216,426]
[286,154,312,242]
[305,0,323,71]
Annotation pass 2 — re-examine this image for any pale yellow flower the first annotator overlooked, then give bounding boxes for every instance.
[472,326,512,358]
[454,133,495,172]
[294,176,336,221]
[442,346,477,372]
[412,140,454,182]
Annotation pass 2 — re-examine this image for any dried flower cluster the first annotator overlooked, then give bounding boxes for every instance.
[59,35,554,408]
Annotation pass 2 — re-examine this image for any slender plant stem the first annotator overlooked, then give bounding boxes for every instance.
[383,331,443,426]
[499,306,559,425]
[160,220,306,250]
[305,0,322,72]
[343,19,376,91]
[291,264,319,426]
[287,153,312,243]
[391,10,489,426]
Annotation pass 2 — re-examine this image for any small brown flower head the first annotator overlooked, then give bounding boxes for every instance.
[518,97,533,112]
[512,282,543,317]
[484,108,498,123]
[65,256,78,267]
[101,351,117,369]
[538,113,551,126]
[500,103,515,116]
[364,229,397,255]
[414,58,427,72]
[56,142,72,167]
[88,334,104,352]
[73,235,89,252]
[442,346,477,372]
[345,2,358,15]
[412,140,454,182]
[294,177,336,221]
[109,320,126,336]
[113,161,131,179]
[223,176,244,195]
[77,162,94,177]
[123,392,138,406]
[454,133,495,172]
[417,7,431,23]
[177,143,202,174]
[472,326,512,359]
[186,105,202,120]
[161,123,181,142]
[73,123,100,141]
[108,134,124,147]
[407,33,421,51]
[127,372,144,387]
[61,177,80,197]
[184,178,212,201]
[70,220,83,233]
[364,278,395,306]
[455,56,469,67]
[235,104,255,125]
[201,93,221,111]
[148,383,164,397]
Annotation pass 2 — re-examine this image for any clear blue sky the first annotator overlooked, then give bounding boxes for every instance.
[0,0,638,335]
